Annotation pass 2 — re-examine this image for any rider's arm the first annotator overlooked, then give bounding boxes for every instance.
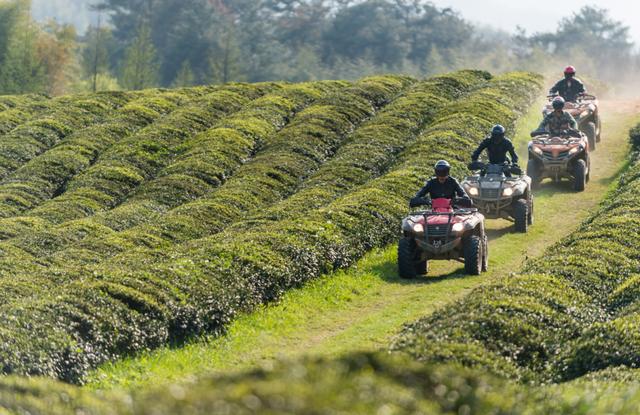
[471,139,488,161]
[549,80,562,95]
[577,79,586,94]
[537,114,550,130]
[415,180,432,198]
[567,113,578,129]
[508,141,519,164]
[454,180,469,199]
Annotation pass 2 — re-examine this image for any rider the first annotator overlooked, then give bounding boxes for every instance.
[549,66,586,102]
[410,160,471,207]
[471,124,519,165]
[535,96,578,135]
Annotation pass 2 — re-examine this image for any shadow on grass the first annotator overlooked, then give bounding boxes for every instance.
[371,256,467,286]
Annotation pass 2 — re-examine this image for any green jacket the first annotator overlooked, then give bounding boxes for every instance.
[538,111,577,133]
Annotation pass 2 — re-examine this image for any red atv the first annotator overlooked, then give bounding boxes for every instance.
[398,198,488,278]
[544,94,601,150]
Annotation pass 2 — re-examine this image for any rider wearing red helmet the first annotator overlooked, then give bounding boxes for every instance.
[549,66,586,102]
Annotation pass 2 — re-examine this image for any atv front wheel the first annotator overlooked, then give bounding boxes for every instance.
[596,118,602,142]
[584,121,597,151]
[527,195,534,225]
[464,235,483,275]
[513,199,529,233]
[398,237,417,279]
[527,159,541,188]
[573,159,587,192]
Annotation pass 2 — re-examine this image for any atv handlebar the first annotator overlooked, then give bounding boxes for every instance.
[409,197,431,208]
[409,197,474,209]
[468,161,521,175]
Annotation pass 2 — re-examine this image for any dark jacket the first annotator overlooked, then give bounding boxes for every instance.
[549,78,586,102]
[415,176,468,200]
[471,137,519,164]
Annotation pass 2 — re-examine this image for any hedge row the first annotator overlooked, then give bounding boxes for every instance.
[0,91,193,220]
[0,94,57,136]
[93,82,339,231]
[38,76,407,265]
[0,353,569,414]
[392,122,640,383]
[24,84,272,226]
[0,81,343,265]
[0,92,136,181]
[5,352,640,414]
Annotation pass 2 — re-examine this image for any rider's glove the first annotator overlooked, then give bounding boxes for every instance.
[409,197,429,208]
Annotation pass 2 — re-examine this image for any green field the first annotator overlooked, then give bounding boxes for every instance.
[0,71,638,413]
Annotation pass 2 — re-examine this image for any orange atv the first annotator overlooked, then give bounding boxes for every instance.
[527,130,591,191]
[544,94,601,150]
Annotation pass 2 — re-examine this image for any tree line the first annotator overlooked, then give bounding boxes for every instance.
[2,0,638,95]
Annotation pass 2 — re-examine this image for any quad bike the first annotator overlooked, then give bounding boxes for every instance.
[544,93,601,150]
[461,161,533,233]
[398,198,488,278]
[527,130,591,191]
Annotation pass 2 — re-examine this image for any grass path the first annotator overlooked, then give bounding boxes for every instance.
[87,97,640,391]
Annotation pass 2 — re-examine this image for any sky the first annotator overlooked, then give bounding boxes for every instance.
[429,0,640,45]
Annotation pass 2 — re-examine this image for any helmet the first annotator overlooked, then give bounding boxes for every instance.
[552,96,565,110]
[564,66,576,76]
[434,160,451,178]
[491,124,506,139]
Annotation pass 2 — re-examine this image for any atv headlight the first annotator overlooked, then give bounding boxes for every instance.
[580,110,590,118]
[412,223,424,233]
[502,187,514,197]
[451,222,464,233]
[468,186,479,196]
[531,146,543,156]
[569,146,580,155]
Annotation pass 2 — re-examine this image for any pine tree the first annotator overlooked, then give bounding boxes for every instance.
[121,23,159,90]
[171,60,195,87]
[209,23,244,84]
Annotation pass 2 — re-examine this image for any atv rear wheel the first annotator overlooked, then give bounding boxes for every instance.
[464,235,483,275]
[398,237,418,279]
[584,121,597,151]
[527,159,541,188]
[513,199,529,233]
[481,234,489,272]
[573,159,587,192]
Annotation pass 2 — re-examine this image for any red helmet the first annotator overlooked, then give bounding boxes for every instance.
[564,66,576,75]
